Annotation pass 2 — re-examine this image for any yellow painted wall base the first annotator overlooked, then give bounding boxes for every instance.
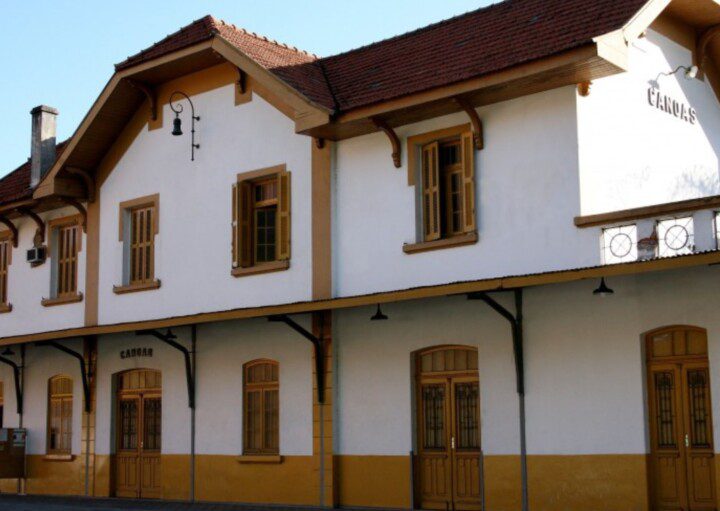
[1,452,649,511]
[336,454,648,511]
[195,455,316,505]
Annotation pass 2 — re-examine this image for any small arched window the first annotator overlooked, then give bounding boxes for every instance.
[47,375,73,454]
[243,360,279,455]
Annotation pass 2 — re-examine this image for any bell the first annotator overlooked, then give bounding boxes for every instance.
[172,115,183,136]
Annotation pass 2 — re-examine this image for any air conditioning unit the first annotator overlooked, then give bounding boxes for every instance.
[27,246,47,265]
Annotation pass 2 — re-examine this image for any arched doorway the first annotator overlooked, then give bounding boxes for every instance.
[415,345,481,510]
[114,369,162,499]
[646,326,716,511]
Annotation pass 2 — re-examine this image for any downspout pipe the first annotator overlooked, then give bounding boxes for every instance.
[469,289,528,511]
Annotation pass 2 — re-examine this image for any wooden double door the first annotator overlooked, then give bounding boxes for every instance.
[647,326,717,511]
[115,369,162,499]
[416,346,481,511]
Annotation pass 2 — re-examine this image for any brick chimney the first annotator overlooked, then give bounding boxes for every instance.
[30,105,58,188]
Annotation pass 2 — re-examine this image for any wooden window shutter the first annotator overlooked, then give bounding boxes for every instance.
[276,171,291,261]
[231,183,240,267]
[421,142,441,241]
[461,131,476,233]
[239,181,253,268]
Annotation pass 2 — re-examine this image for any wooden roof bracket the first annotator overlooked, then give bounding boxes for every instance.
[0,216,18,248]
[372,117,401,168]
[66,167,96,203]
[698,25,720,73]
[127,79,158,121]
[236,66,247,95]
[17,207,45,247]
[58,197,88,233]
[454,97,484,150]
[314,137,325,149]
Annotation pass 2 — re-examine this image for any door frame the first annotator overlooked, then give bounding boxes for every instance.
[644,325,717,511]
[112,368,162,499]
[413,345,482,511]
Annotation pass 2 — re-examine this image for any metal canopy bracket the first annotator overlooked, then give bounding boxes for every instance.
[468,289,528,511]
[35,340,92,413]
[268,314,326,403]
[137,329,195,409]
[0,216,18,247]
[372,117,402,168]
[0,353,22,415]
[454,97,484,150]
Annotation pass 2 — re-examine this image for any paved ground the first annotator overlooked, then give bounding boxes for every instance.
[0,495,334,511]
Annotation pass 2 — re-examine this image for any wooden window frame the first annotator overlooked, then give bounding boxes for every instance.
[232,165,291,277]
[46,375,73,457]
[242,359,280,456]
[42,215,83,307]
[404,124,478,254]
[114,194,161,294]
[0,232,12,313]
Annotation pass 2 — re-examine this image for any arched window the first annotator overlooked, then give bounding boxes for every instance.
[243,360,279,455]
[47,375,73,455]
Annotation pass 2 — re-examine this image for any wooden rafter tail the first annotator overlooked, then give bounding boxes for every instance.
[577,81,592,97]
[16,207,45,246]
[236,66,247,95]
[372,117,401,168]
[314,137,325,149]
[454,97,484,150]
[58,198,88,233]
[127,79,158,121]
[0,216,18,248]
[66,167,96,203]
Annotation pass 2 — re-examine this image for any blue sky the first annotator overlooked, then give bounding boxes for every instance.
[0,0,492,177]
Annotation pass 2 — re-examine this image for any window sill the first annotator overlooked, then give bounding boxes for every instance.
[0,303,12,314]
[236,455,283,464]
[231,260,289,278]
[43,454,74,462]
[403,232,478,254]
[41,293,83,307]
[113,280,162,295]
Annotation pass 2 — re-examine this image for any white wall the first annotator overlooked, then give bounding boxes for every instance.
[97,85,313,324]
[95,329,193,455]
[195,318,313,456]
[334,86,596,297]
[578,29,720,215]
[0,206,86,337]
[335,263,720,456]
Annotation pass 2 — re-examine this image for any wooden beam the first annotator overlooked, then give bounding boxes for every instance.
[574,194,720,228]
[58,197,88,233]
[372,117,401,168]
[236,66,247,94]
[0,216,18,247]
[698,24,720,70]
[17,207,45,246]
[453,97,484,150]
[127,79,157,121]
[66,167,96,203]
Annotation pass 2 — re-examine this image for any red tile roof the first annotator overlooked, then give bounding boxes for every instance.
[317,0,648,111]
[1,0,649,200]
[116,0,647,112]
[0,141,67,207]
